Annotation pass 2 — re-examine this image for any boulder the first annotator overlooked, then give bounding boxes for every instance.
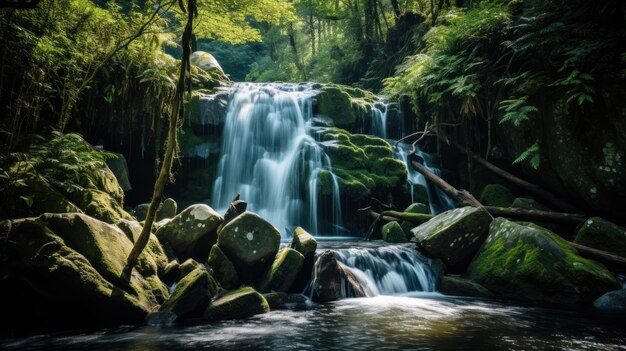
[204,287,270,321]
[440,276,493,298]
[92,167,125,206]
[156,204,223,261]
[593,289,626,313]
[105,152,132,191]
[263,292,288,309]
[260,248,304,292]
[0,213,168,331]
[190,51,225,74]
[381,221,407,243]
[511,197,550,211]
[116,219,168,276]
[411,206,492,272]
[479,184,515,208]
[574,217,626,258]
[290,227,317,292]
[131,203,149,222]
[159,267,218,319]
[162,260,180,286]
[411,185,430,208]
[217,211,280,284]
[179,258,203,279]
[400,202,430,236]
[207,244,240,290]
[157,198,177,220]
[467,218,619,304]
[66,187,132,224]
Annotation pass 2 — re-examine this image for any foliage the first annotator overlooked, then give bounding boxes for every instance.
[512,141,540,170]
[498,96,537,127]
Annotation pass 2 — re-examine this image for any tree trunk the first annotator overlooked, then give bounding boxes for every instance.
[126,0,196,270]
[380,210,433,223]
[390,0,400,17]
[567,242,626,274]
[483,207,586,224]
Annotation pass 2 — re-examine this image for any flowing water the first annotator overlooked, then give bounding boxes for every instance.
[3,241,624,351]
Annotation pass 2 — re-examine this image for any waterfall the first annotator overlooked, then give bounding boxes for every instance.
[211,83,342,236]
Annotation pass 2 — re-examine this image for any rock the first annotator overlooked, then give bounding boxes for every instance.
[204,287,270,321]
[400,202,430,236]
[116,219,168,276]
[131,203,149,221]
[217,211,280,284]
[260,248,304,292]
[593,289,626,313]
[263,292,288,309]
[381,221,407,243]
[67,188,132,224]
[411,206,492,272]
[207,244,240,290]
[479,184,515,208]
[467,218,619,304]
[92,166,125,206]
[315,84,377,128]
[311,251,343,302]
[185,88,232,127]
[162,260,180,286]
[157,198,177,220]
[0,213,168,331]
[105,152,132,191]
[156,204,223,261]
[190,51,225,74]
[290,227,317,292]
[179,258,203,279]
[411,185,430,208]
[574,217,626,258]
[146,311,177,326]
[511,197,550,211]
[440,276,493,298]
[160,267,218,319]
[341,266,367,297]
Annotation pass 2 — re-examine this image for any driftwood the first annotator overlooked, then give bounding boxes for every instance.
[364,212,383,241]
[568,242,626,274]
[483,207,586,225]
[380,210,433,224]
[368,210,399,222]
[449,141,582,214]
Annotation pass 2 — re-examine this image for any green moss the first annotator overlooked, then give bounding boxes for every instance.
[574,217,626,258]
[259,248,304,292]
[67,188,132,224]
[160,267,218,319]
[479,184,515,207]
[467,218,619,304]
[204,286,270,321]
[207,244,240,290]
[381,221,407,243]
[291,227,317,257]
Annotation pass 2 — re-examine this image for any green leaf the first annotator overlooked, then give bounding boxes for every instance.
[20,195,34,208]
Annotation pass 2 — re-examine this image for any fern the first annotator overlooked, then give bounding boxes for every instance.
[498,96,538,126]
[513,142,540,170]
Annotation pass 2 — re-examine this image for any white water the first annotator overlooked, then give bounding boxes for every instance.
[211,83,342,236]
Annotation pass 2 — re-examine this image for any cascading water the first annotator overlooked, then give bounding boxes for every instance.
[211,83,342,236]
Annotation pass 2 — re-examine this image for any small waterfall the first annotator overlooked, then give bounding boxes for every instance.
[211,83,342,236]
[334,245,437,297]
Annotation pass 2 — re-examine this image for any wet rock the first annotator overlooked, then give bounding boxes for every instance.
[179,258,203,280]
[511,197,550,211]
[146,311,177,326]
[411,206,492,272]
[593,289,626,313]
[157,198,177,220]
[156,204,223,261]
[574,217,626,258]
[382,221,407,243]
[204,287,270,321]
[260,248,304,293]
[290,227,318,292]
[440,275,493,298]
[479,184,515,208]
[400,202,430,236]
[467,218,619,304]
[263,292,288,309]
[311,251,351,302]
[207,244,240,290]
[217,211,280,284]
[341,266,367,297]
[160,267,218,319]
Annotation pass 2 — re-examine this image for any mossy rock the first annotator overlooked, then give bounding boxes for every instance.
[400,203,430,236]
[160,267,218,319]
[263,292,288,310]
[290,227,317,292]
[574,217,626,258]
[511,197,550,211]
[207,244,240,290]
[411,206,492,272]
[67,188,132,224]
[155,204,223,261]
[217,211,281,284]
[381,221,407,243]
[179,258,203,280]
[0,214,168,331]
[467,218,619,304]
[157,198,177,220]
[479,184,515,208]
[412,184,430,207]
[92,167,125,206]
[440,275,493,298]
[259,248,304,293]
[204,287,270,321]
[105,152,132,191]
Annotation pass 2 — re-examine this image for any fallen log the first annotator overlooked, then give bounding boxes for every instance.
[483,207,586,225]
[367,210,399,222]
[380,210,433,224]
[448,141,582,214]
[567,241,626,274]
[410,159,482,208]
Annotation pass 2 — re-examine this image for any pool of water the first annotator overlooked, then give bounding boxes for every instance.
[2,240,625,350]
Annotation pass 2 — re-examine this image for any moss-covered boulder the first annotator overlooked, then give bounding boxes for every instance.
[400,202,430,236]
[204,287,270,321]
[440,275,493,298]
[411,184,430,207]
[0,213,168,331]
[467,218,619,304]
[290,227,317,292]
[179,258,203,279]
[105,152,132,191]
[67,188,132,224]
[207,244,240,290]
[156,204,223,261]
[260,248,304,292]
[160,267,218,319]
[574,217,626,258]
[411,206,492,271]
[158,198,177,220]
[315,84,377,128]
[263,292,288,309]
[217,211,281,284]
[479,184,515,208]
[116,219,168,276]
[382,221,407,243]
[92,167,125,207]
